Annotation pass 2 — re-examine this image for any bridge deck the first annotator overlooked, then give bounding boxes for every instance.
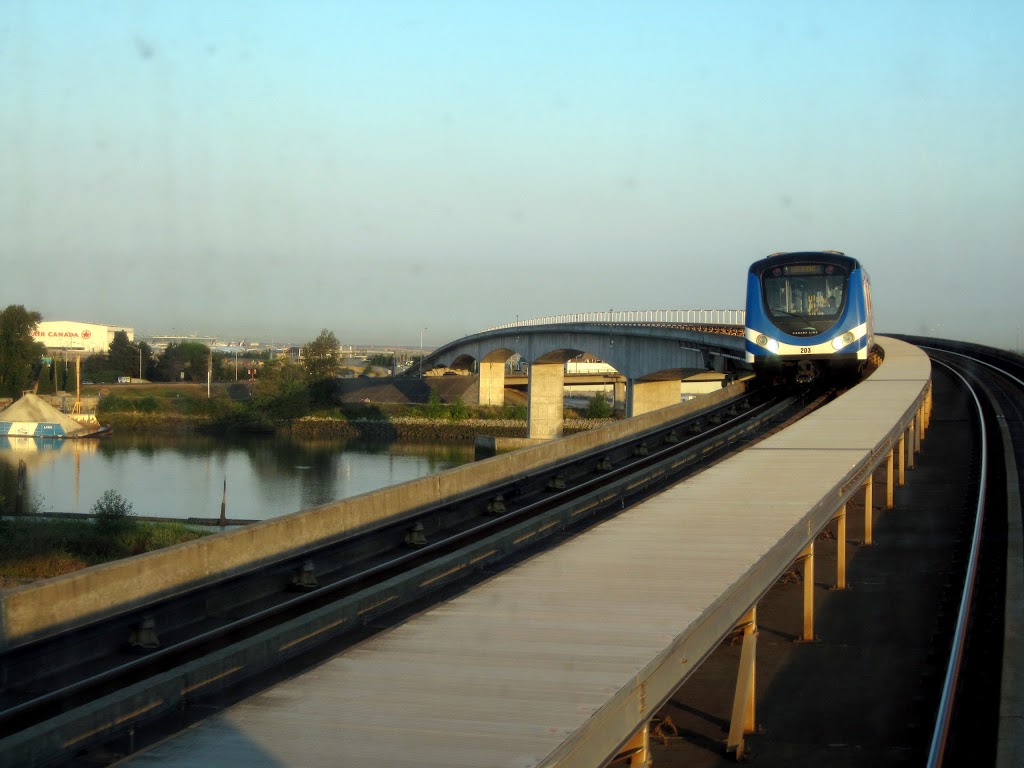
[124,338,929,768]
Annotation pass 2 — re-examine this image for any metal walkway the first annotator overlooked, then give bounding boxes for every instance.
[121,338,930,768]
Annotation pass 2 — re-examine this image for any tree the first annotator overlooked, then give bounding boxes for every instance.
[303,329,342,382]
[36,363,55,394]
[251,358,309,418]
[108,331,149,379]
[367,353,396,369]
[82,351,115,384]
[153,342,216,383]
[303,330,343,406]
[64,356,78,392]
[0,305,46,398]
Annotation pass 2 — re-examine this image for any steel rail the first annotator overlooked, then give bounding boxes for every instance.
[923,346,1024,390]
[0,393,791,741]
[926,356,989,768]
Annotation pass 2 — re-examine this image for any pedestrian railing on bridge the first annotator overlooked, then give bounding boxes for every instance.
[484,309,746,333]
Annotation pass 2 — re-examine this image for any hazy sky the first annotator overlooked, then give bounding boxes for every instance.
[2,1,1021,349]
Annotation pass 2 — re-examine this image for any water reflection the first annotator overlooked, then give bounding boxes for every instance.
[0,434,475,521]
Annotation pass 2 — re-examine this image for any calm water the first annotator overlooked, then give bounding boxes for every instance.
[0,433,476,522]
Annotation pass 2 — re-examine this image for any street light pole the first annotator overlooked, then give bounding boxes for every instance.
[419,327,427,378]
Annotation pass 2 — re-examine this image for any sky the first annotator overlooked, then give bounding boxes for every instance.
[2,1,1022,350]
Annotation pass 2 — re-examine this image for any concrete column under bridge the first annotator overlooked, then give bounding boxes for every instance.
[626,379,682,417]
[527,362,565,440]
[477,360,506,407]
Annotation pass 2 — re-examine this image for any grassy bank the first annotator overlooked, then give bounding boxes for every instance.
[0,515,211,588]
[93,380,615,436]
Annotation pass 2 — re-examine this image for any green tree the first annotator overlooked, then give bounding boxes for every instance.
[303,330,342,406]
[303,329,341,382]
[367,353,395,369]
[107,331,150,380]
[0,305,46,398]
[108,331,134,378]
[251,358,310,418]
[82,351,115,384]
[64,355,79,392]
[36,363,55,394]
[153,342,216,383]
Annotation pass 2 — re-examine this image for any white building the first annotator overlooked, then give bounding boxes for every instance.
[31,321,134,354]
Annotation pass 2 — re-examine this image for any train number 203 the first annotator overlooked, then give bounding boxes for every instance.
[800,347,812,354]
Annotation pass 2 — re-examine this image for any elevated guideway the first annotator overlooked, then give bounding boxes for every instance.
[121,338,930,767]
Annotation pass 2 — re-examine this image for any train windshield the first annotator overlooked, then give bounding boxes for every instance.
[762,262,848,335]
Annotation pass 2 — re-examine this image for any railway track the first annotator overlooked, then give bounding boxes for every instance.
[917,343,1023,767]
[2,384,835,767]
[642,339,1022,768]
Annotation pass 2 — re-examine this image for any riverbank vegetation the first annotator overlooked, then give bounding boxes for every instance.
[3,313,621,437]
[93,367,616,438]
[0,491,211,587]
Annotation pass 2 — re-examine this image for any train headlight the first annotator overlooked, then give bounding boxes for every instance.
[755,334,779,353]
[832,332,855,350]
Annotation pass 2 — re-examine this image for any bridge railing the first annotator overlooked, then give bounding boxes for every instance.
[484,309,745,332]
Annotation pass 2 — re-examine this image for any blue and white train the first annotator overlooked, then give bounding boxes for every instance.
[744,250,873,383]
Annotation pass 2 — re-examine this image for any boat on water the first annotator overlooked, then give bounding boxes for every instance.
[0,393,111,439]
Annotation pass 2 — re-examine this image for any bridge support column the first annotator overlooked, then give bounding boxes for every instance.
[886,449,895,509]
[906,420,915,471]
[476,361,505,407]
[626,379,679,418]
[862,476,874,546]
[915,406,923,454]
[614,379,626,411]
[527,362,564,440]
[924,385,933,434]
[726,606,757,759]
[797,544,816,642]
[898,435,906,486]
[833,504,847,590]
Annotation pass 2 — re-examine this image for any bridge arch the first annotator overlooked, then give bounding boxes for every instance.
[414,320,747,439]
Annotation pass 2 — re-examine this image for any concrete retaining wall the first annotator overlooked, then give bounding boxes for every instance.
[0,381,747,651]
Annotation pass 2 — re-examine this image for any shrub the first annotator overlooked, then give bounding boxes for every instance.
[134,396,159,413]
[448,395,469,421]
[585,392,613,419]
[92,490,136,536]
[504,404,527,421]
[426,388,445,419]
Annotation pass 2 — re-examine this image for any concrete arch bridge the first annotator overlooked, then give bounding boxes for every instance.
[413,310,748,440]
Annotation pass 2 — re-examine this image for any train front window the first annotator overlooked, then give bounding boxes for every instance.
[762,263,848,335]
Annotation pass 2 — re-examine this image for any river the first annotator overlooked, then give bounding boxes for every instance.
[0,433,477,523]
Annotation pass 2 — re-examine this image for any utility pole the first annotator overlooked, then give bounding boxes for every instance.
[419,327,427,377]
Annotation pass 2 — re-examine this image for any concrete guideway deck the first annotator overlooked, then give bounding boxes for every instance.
[119,338,930,768]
